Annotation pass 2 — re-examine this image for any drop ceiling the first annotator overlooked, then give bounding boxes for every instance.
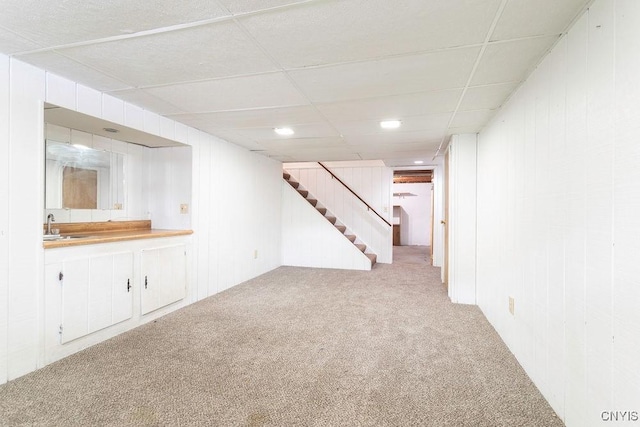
[0,0,592,167]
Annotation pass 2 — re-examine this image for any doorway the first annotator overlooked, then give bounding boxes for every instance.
[392,169,433,261]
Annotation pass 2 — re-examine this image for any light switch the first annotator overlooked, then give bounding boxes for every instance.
[180,204,189,214]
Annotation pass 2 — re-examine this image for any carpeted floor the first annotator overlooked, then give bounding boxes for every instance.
[0,246,563,426]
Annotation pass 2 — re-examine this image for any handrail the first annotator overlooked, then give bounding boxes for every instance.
[318,162,391,227]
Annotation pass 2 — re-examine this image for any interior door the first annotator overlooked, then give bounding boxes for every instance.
[443,150,449,289]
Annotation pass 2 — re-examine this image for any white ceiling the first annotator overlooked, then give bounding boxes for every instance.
[0,0,591,167]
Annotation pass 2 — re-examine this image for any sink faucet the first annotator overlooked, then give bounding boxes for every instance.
[46,213,55,235]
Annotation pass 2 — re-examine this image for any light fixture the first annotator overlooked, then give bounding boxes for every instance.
[103,127,119,133]
[380,120,402,129]
[72,144,90,150]
[414,160,424,164]
[274,127,294,136]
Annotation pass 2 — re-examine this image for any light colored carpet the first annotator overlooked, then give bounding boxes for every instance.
[0,246,563,426]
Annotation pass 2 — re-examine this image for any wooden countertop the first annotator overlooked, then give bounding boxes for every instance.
[42,220,192,249]
[43,229,193,249]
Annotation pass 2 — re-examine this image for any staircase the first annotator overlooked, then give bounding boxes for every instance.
[283,171,377,267]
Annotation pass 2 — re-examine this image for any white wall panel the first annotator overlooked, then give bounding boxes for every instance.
[145,145,192,230]
[431,163,444,268]
[76,84,102,118]
[101,94,124,125]
[475,1,640,425]
[124,103,144,131]
[0,53,9,384]
[45,73,76,110]
[143,110,160,137]
[7,59,45,380]
[613,0,640,412]
[281,182,371,271]
[448,134,477,305]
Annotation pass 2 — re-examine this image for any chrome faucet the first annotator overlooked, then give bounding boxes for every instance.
[46,213,55,235]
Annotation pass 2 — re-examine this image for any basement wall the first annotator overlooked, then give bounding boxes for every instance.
[0,55,282,384]
[475,1,640,425]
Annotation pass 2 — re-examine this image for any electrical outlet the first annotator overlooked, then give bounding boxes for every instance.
[254,249,258,259]
[509,297,515,316]
[180,204,189,214]
[114,203,122,210]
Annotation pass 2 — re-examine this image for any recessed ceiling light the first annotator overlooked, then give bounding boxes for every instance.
[414,160,424,164]
[103,127,119,133]
[380,120,402,129]
[274,127,294,136]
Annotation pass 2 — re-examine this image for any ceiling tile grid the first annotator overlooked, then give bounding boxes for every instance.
[238,0,502,68]
[0,0,592,166]
[54,22,279,87]
[0,0,231,48]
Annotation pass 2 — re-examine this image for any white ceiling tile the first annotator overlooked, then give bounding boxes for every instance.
[0,1,230,48]
[275,148,361,162]
[317,90,462,122]
[205,129,264,150]
[0,26,42,54]
[108,89,185,115]
[144,73,309,112]
[258,136,345,151]
[344,130,445,147]
[459,82,519,111]
[218,0,310,14]
[288,47,480,103]
[175,105,325,129]
[239,0,502,68]
[57,22,278,87]
[491,0,589,41]
[354,141,441,153]
[233,123,339,140]
[16,51,132,91]
[471,36,559,86]
[333,113,452,137]
[359,148,437,162]
[450,109,496,128]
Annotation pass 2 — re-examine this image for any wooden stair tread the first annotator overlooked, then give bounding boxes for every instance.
[335,225,346,233]
[355,243,366,252]
[326,216,337,224]
[365,253,377,266]
[307,199,318,207]
[316,207,327,215]
[283,172,290,180]
[345,234,356,242]
[288,181,299,188]
[298,189,309,197]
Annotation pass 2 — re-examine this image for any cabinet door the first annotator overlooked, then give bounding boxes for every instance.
[141,244,186,315]
[61,252,134,343]
[88,255,113,334]
[88,252,134,333]
[61,258,90,343]
[112,252,134,324]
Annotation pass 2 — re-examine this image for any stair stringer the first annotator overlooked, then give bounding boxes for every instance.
[281,182,372,271]
[287,167,392,264]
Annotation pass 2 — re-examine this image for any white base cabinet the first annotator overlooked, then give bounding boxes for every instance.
[44,236,191,365]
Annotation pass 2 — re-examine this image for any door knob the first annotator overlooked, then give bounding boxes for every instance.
[441,220,446,225]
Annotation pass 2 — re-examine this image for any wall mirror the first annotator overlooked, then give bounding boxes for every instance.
[45,140,125,210]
